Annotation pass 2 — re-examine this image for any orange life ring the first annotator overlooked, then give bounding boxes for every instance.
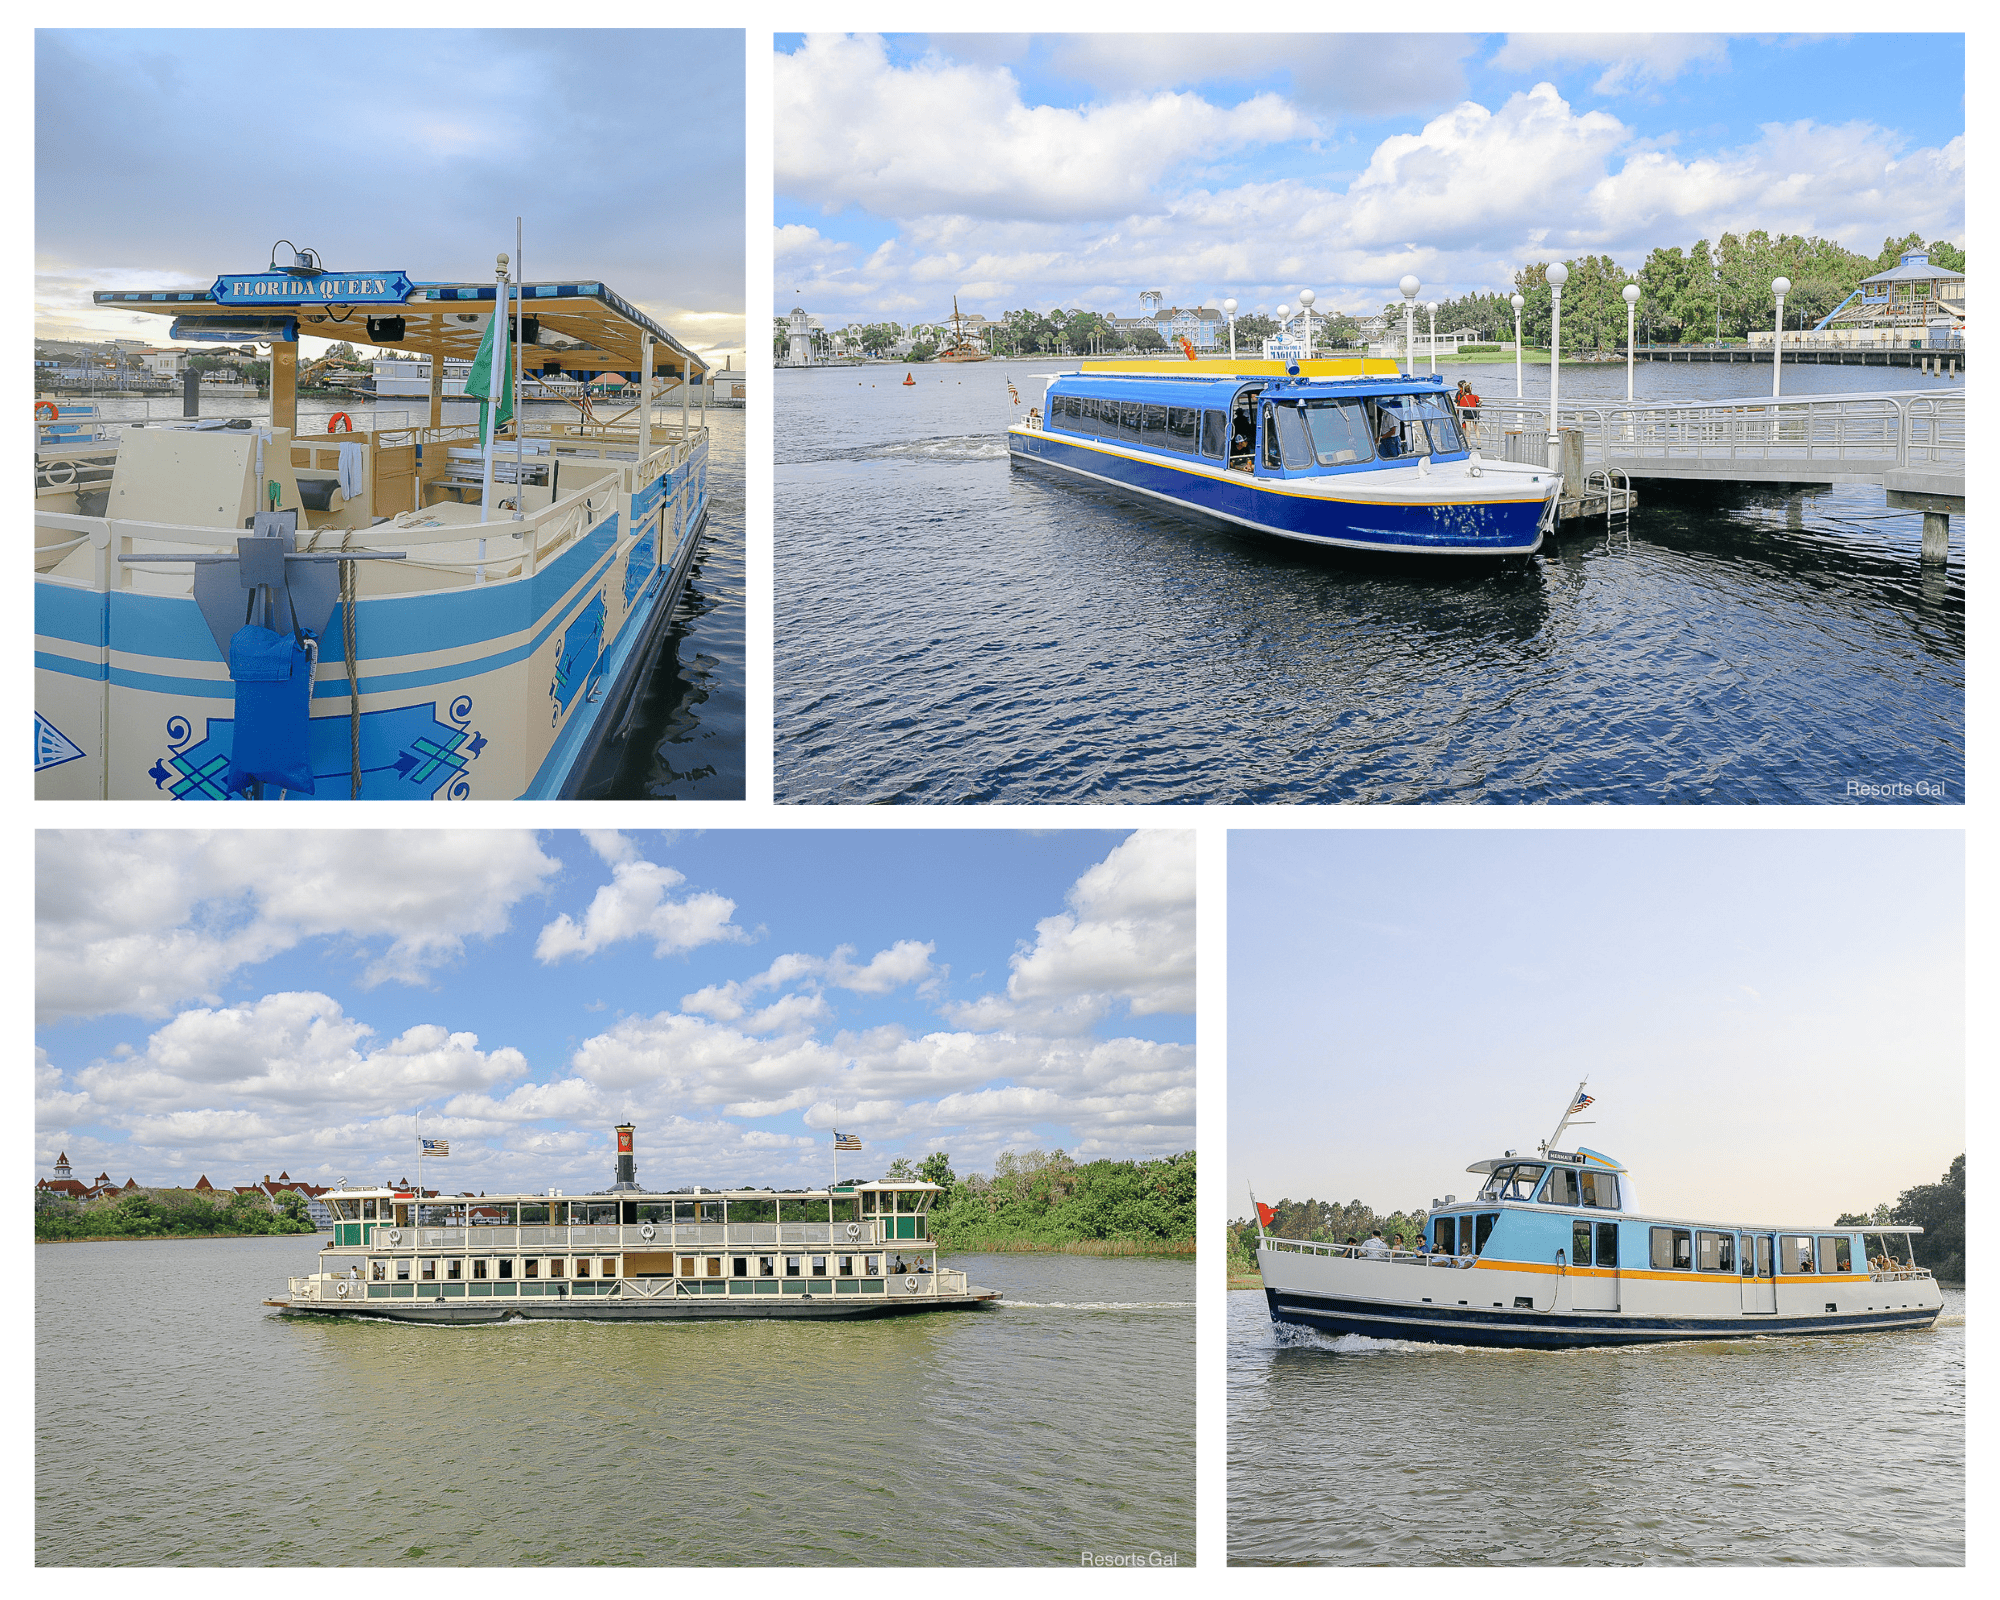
[327,412,355,433]
[35,401,59,422]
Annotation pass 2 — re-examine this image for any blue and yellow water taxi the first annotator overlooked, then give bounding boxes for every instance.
[1007,358,1561,556]
[1255,1086,1944,1349]
[35,249,712,799]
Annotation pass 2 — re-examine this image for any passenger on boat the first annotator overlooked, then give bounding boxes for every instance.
[1375,409,1402,458]
[1360,1230,1390,1258]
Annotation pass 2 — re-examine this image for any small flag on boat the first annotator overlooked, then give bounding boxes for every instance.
[833,1132,862,1152]
[422,1138,450,1158]
[464,287,515,451]
[1570,1091,1595,1112]
[1007,381,1019,406]
[1256,1202,1276,1229]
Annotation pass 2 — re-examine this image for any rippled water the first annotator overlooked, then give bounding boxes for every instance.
[1228,1284,1964,1565]
[36,1238,1192,1566]
[774,362,1961,803]
[54,394,743,801]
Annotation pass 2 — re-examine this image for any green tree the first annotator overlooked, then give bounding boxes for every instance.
[919,1151,956,1192]
[1127,327,1167,353]
[908,341,937,362]
[1892,1154,1963,1282]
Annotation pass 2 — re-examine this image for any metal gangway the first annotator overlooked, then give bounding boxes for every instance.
[1468,390,1963,562]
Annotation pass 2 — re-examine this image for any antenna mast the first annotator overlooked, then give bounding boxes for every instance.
[1542,1079,1596,1153]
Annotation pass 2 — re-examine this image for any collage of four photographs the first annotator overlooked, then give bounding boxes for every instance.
[33,26,1964,1573]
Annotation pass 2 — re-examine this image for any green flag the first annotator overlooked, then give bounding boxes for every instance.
[465,289,514,449]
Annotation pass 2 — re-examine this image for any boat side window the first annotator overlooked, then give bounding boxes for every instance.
[1272,404,1315,470]
[1139,402,1168,444]
[1650,1227,1693,1270]
[732,1255,749,1277]
[1166,406,1199,453]
[472,1258,488,1280]
[705,1256,722,1277]
[1780,1235,1817,1274]
[1579,1170,1619,1209]
[1118,400,1140,441]
[1697,1231,1735,1273]
[371,1259,387,1281]
[830,1194,859,1223]
[1473,1213,1499,1255]
[361,1199,377,1221]
[1755,1235,1774,1278]
[1200,409,1228,460]
[1572,1218,1593,1266]
[601,1258,616,1279]
[547,1257,564,1278]
[1261,406,1282,470]
[1302,400,1375,466]
[1818,1235,1852,1273]
[759,1255,776,1277]
[1433,1216,1458,1253]
[524,1258,539,1279]
[1595,1222,1619,1267]
[498,1258,514,1280]
[1545,1168,1580,1207]
[812,1254,828,1275]
[865,1254,881,1276]
[786,1255,803,1276]
[446,1259,461,1281]
[395,1257,410,1281]
[420,1258,436,1282]
[638,1201,670,1224]
[576,1258,591,1278]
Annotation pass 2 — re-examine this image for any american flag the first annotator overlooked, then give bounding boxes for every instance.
[1570,1091,1595,1112]
[421,1138,449,1157]
[1007,381,1020,406]
[833,1132,862,1152]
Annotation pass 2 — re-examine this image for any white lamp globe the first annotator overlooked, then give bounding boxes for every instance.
[1772,276,1792,296]
[1623,283,1642,306]
[1399,274,1421,300]
[1546,262,1570,288]
[1222,297,1237,316]
[1276,303,1290,322]
[1426,300,1439,313]
[1298,288,1316,308]
[1510,293,1524,312]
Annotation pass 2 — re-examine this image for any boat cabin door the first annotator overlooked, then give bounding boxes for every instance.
[1570,1219,1619,1312]
[1741,1234,1777,1313]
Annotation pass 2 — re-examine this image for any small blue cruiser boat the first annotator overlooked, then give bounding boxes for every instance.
[1254,1084,1945,1349]
[1007,360,1561,556]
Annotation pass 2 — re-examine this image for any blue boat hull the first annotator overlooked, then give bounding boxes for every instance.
[1008,428,1547,555]
[1267,1287,1944,1350]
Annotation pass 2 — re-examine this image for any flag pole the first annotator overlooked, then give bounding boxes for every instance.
[513,216,525,523]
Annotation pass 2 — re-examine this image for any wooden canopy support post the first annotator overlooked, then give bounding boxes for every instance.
[681,356,690,438]
[639,335,653,465]
[428,328,444,431]
[272,338,298,436]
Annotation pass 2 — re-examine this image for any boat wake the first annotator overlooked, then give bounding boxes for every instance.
[796,436,1010,467]
[1269,1322,1467,1357]
[1003,1300,1195,1310]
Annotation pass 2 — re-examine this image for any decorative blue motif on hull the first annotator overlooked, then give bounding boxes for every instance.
[35,713,87,772]
[551,592,607,720]
[150,699,484,800]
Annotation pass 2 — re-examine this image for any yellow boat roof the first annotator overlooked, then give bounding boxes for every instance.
[93,277,709,378]
[1078,357,1403,378]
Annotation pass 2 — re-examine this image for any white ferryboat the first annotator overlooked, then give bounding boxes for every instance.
[267,1124,1000,1323]
[35,247,713,799]
[1255,1085,1944,1349]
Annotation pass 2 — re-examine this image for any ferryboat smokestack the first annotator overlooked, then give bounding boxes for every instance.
[613,1122,638,1190]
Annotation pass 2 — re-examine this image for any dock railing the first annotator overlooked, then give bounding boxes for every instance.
[1466,390,1963,480]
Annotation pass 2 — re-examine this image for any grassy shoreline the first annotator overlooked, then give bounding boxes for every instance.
[943,1237,1194,1257]
[37,1229,320,1245]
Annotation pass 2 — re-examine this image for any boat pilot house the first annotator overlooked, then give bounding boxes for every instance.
[270,1126,998,1323]
[36,252,713,800]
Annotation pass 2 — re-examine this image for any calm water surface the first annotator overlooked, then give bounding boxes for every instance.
[73,394,743,800]
[775,361,1961,803]
[1228,1284,1964,1565]
[37,1239,1192,1566]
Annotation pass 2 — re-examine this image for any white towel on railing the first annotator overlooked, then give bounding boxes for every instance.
[337,443,366,502]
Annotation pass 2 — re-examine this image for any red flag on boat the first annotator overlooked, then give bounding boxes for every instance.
[1256,1201,1276,1228]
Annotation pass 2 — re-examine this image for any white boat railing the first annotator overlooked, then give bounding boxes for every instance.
[373,1219,897,1253]
[1262,1235,1475,1268]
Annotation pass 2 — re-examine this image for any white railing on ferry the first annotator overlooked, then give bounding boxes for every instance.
[399,1219,892,1252]
[1263,1236,1474,1268]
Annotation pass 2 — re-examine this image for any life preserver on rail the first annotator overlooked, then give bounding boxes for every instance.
[905,1276,918,1290]
[386,1228,401,1244]
[336,1280,350,1297]
[40,461,78,487]
[35,401,60,422]
[327,411,355,433]
[640,1223,656,1241]
[847,1222,861,1239]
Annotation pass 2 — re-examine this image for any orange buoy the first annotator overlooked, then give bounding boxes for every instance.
[35,400,59,421]
[327,411,355,433]
[902,372,915,385]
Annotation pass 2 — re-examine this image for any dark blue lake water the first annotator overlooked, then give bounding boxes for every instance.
[775,361,1960,804]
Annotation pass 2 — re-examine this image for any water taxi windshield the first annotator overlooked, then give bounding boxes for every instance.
[1477,1162,1546,1201]
[1375,395,1466,458]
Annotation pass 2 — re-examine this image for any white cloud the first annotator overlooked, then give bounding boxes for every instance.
[777,33,1313,224]
[680,939,937,1018]
[534,848,745,963]
[36,831,562,1023]
[1490,34,1729,95]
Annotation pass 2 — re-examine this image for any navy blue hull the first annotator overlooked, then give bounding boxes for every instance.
[1267,1288,1944,1350]
[1009,428,1546,555]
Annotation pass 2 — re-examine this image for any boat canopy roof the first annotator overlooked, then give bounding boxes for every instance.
[323,1180,943,1201]
[1466,1145,1625,1176]
[94,276,709,379]
[1047,369,1455,407]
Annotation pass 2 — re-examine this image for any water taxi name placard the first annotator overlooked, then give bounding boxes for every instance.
[210,271,414,306]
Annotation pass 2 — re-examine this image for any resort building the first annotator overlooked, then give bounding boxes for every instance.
[1759,248,1967,350]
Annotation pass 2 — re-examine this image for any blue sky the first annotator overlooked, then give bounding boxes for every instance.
[775,33,1964,325]
[36,30,746,359]
[38,830,1194,1194]
[1229,829,1962,1226]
